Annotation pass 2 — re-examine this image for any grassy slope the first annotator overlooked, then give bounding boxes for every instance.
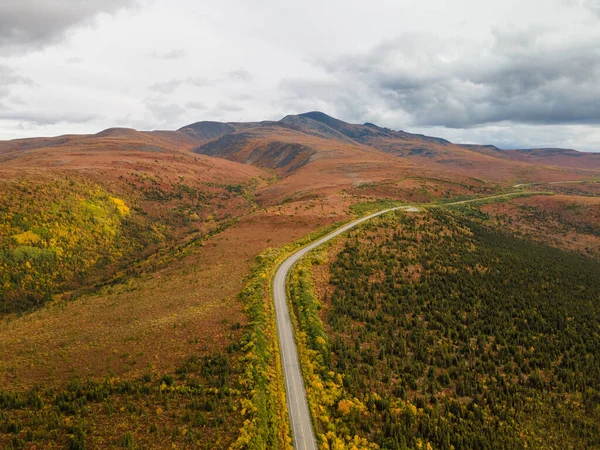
[0,143,273,447]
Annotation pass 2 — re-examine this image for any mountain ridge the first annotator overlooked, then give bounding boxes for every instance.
[2,110,597,155]
[2,111,599,183]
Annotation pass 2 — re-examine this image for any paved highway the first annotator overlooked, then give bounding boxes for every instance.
[273,205,414,450]
[513,179,599,188]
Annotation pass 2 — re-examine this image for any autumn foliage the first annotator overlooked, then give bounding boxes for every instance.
[0,178,162,314]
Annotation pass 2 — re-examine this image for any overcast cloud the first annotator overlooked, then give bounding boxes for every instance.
[0,0,139,54]
[282,28,600,128]
[0,0,598,151]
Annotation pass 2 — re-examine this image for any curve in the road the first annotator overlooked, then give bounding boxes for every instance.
[273,191,547,449]
[273,206,414,449]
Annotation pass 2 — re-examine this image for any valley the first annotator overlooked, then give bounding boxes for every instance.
[0,112,598,449]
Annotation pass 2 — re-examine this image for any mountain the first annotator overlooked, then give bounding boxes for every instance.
[186,112,599,192]
[178,121,237,141]
[503,147,600,169]
[3,111,599,191]
[1,110,599,450]
[4,110,596,205]
[0,127,197,165]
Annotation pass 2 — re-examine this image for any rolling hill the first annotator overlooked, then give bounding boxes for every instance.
[0,111,598,449]
[189,111,600,181]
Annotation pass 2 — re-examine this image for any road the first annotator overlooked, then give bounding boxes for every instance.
[273,206,415,450]
[513,179,599,188]
[273,191,547,449]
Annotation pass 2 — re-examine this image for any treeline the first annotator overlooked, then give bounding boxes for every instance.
[300,209,600,449]
[231,247,291,450]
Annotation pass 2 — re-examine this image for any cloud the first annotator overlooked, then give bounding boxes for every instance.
[138,98,243,129]
[0,109,98,125]
[149,79,184,94]
[144,99,186,126]
[211,101,243,113]
[186,101,207,110]
[0,65,33,86]
[282,27,600,129]
[583,0,600,16]
[151,48,187,60]
[0,65,33,99]
[0,65,96,127]
[149,76,209,94]
[0,0,139,54]
[225,69,253,82]
[148,69,253,95]
[413,122,600,152]
[65,56,84,64]
[0,63,102,129]
[279,78,380,123]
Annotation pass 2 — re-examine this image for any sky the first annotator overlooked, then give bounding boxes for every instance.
[1,0,599,151]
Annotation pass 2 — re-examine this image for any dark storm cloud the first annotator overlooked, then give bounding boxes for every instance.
[0,0,138,53]
[283,28,600,128]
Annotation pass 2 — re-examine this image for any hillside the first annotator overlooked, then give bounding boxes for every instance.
[191,112,600,188]
[1,110,598,322]
[0,111,598,449]
[0,125,269,316]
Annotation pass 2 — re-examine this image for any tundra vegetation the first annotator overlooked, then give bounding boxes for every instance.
[0,175,261,448]
[1,111,598,448]
[0,208,342,449]
[0,175,259,316]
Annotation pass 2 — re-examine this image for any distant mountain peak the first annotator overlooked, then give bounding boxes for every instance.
[297,111,349,128]
[178,121,236,141]
[95,127,139,137]
[285,111,397,143]
[364,122,394,132]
